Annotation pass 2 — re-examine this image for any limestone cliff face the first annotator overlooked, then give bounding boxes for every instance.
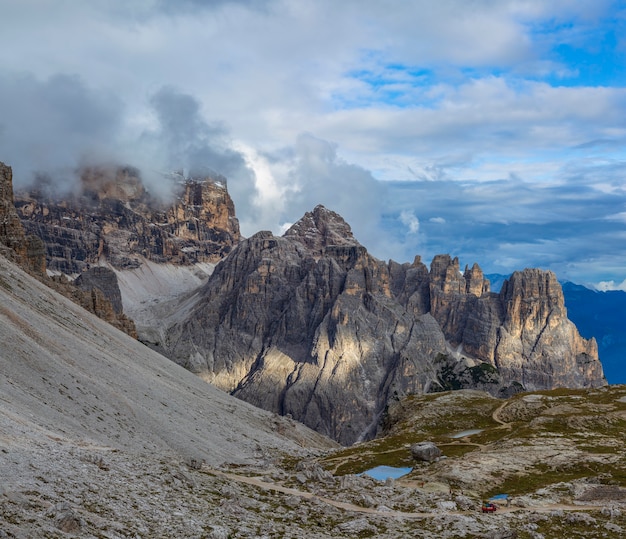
[156,205,606,444]
[1,161,135,337]
[15,167,240,272]
[12,158,605,445]
[75,266,124,315]
[0,162,46,273]
[161,206,446,445]
[494,269,602,390]
[397,255,604,391]
[0,162,25,251]
[47,271,137,339]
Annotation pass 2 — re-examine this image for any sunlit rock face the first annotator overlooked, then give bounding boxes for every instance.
[14,157,603,444]
[160,207,446,445]
[420,256,604,391]
[1,161,135,337]
[156,205,605,445]
[494,269,603,390]
[14,166,240,273]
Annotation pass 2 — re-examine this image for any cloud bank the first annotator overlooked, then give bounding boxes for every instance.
[1,0,625,288]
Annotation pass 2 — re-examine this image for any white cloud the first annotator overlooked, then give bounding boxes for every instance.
[0,0,625,285]
[607,212,626,223]
[233,141,296,234]
[595,279,626,292]
[400,211,420,234]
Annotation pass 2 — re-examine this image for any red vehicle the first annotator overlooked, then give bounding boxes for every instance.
[481,502,497,513]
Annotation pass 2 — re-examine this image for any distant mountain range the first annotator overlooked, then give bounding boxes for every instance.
[487,274,626,385]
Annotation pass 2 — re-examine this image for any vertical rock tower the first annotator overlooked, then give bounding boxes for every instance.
[0,162,46,274]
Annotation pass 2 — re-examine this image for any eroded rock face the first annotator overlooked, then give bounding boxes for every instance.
[0,162,25,250]
[75,266,124,314]
[494,269,602,390]
[156,205,605,445]
[0,162,46,273]
[13,160,605,444]
[160,206,446,445]
[15,166,240,272]
[417,256,604,391]
[1,161,135,337]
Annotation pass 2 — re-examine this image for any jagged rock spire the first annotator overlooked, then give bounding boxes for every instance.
[283,205,359,256]
[0,161,46,274]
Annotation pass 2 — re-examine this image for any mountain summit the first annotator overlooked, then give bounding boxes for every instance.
[15,165,240,272]
[152,206,605,444]
[283,204,360,254]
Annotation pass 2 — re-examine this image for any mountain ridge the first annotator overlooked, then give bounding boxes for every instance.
[2,159,625,537]
[153,205,605,444]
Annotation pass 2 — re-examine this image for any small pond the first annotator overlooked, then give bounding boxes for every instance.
[449,428,484,439]
[361,466,412,481]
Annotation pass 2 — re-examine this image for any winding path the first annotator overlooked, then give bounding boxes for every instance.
[491,400,512,428]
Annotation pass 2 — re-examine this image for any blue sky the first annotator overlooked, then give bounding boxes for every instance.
[0,0,625,289]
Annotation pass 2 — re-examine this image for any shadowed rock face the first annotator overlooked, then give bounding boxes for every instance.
[75,266,124,314]
[14,166,240,272]
[0,162,46,274]
[156,205,606,445]
[158,207,445,444]
[0,162,25,250]
[421,256,603,390]
[494,269,603,390]
[1,161,135,337]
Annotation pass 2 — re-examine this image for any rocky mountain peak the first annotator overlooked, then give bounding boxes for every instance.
[152,205,605,444]
[0,160,135,337]
[465,262,489,296]
[15,165,240,272]
[80,165,145,203]
[283,204,359,256]
[11,163,607,446]
[500,268,564,314]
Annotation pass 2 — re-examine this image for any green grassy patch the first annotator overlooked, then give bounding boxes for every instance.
[438,443,478,458]
[484,460,626,498]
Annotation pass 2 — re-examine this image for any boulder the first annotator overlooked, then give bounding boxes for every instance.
[410,441,442,462]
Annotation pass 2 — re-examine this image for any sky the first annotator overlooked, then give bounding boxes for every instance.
[1,0,625,290]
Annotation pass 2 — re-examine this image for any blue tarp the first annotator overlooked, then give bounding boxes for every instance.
[489,494,509,500]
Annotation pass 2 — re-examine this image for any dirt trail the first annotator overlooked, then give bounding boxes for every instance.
[492,400,512,428]
[204,468,603,520]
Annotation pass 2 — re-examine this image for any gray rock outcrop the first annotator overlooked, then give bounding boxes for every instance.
[416,255,604,391]
[15,166,240,272]
[75,266,124,314]
[10,160,605,444]
[161,206,446,445]
[0,161,46,273]
[410,441,442,462]
[1,161,136,337]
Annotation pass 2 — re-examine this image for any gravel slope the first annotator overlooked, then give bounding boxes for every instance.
[0,254,334,465]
